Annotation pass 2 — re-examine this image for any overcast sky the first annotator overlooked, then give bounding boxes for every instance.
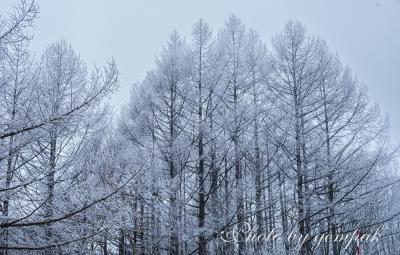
[1,0,400,143]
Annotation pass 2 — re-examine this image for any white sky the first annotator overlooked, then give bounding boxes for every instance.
[1,0,399,143]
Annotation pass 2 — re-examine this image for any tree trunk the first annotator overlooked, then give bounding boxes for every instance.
[209,99,220,254]
[103,231,108,255]
[252,71,263,255]
[45,131,57,255]
[1,136,14,255]
[118,228,125,255]
[278,171,290,255]
[322,83,339,255]
[168,81,179,255]
[197,50,207,255]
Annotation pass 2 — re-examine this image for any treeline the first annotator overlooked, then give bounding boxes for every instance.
[118,16,400,255]
[0,1,399,255]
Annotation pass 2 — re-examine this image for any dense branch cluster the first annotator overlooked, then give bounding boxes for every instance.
[0,1,399,255]
[119,16,399,255]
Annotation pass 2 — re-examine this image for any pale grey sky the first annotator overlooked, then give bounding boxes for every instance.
[1,0,400,142]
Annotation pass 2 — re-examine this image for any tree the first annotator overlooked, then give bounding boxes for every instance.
[218,15,251,254]
[0,37,119,253]
[0,38,38,255]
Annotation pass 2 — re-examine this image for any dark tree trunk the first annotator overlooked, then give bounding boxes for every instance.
[45,132,57,255]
